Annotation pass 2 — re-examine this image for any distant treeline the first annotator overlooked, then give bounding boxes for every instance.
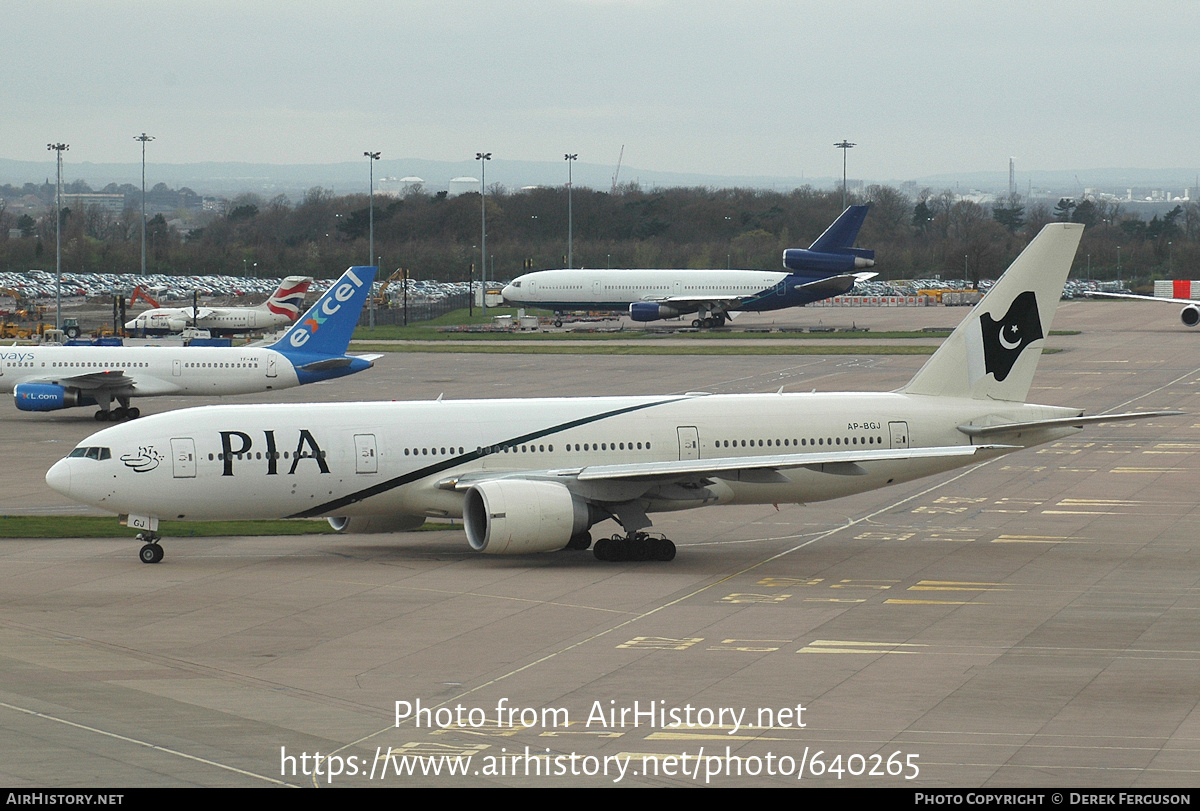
[2,181,1198,287]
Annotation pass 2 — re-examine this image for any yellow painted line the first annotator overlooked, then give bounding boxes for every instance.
[802,598,866,603]
[807,640,927,648]
[1057,498,1146,504]
[994,534,1089,541]
[995,535,1073,542]
[1110,467,1181,474]
[885,599,981,605]
[798,646,920,654]
[1041,511,1125,515]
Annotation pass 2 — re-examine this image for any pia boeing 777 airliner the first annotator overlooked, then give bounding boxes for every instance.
[2,266,378,420]
[46,226,1179,563]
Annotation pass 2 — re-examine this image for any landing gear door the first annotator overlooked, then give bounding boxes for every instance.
[170,438,196,478]
[677,426,699,460]
[354,433,378,474]
[889,421,909,450]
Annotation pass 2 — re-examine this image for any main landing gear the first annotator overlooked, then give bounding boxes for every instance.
[96,405,141,422]
[95,394,140,422]
[136,531,163,564]
[593,531,676,562]
[690,313,727,329]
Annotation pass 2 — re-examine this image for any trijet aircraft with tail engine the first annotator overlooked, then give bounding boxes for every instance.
[502,205,876,328]
[46,226,1178,563]
[4,266,378,421]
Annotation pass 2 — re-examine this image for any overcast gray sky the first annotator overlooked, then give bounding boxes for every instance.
[5,0,1197,182]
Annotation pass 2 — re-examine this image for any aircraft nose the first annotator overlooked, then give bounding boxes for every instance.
[501,284,516,301]
[45,459,72,497]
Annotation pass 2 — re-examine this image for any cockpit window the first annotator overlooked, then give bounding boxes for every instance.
[511,281,521,288]
[69,447,111,460]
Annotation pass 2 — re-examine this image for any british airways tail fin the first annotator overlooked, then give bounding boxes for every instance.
[260,276,313,322]
[902,224,1083,402]
[270,266,376,358]
[809,204,870,252]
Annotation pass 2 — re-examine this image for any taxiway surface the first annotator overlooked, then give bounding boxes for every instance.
[1,299,1197,787]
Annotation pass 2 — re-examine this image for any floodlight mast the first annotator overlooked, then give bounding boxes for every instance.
[835,140,855,209]
[476,152,491,309]
[47,142,69,329]
[135,133,154,276]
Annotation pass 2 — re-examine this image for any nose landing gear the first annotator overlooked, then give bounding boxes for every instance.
[136,531,164,564]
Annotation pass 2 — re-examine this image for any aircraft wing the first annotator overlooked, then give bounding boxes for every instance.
[1086,291,1197,305]
[440,444,1013,493]
[43,370,135,394]
[957,410,1183,438]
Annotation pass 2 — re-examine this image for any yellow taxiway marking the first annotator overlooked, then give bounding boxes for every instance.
[993,534,1085,542]
[1110,467,1181,474]
[908,581,1010,592]
[885,599,980,605]
[798,640,927,654]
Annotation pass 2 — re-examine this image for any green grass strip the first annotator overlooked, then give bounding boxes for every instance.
[0,515,463,539]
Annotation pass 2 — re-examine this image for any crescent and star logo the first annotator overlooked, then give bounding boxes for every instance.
[979,290,1043,382]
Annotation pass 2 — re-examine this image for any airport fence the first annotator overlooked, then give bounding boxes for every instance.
[356,292,473,327]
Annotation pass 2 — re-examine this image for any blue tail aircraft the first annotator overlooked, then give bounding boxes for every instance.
[502,207,876,328]
[2,266,379,420]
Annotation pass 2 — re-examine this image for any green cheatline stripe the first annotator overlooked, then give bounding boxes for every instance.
[0,515,457,539]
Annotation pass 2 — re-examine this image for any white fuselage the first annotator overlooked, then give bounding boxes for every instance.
[0,344,298,398]
[126,306,283,335]
[502,268,791,308]
[47,392,1081,523]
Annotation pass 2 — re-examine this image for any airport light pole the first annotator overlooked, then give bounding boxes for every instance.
[835,140,855,210]
[135,133,154,276]
[365,151,380,266]
[47,142,68,330]
[365,151,380,328]
[476,152,491,309]
[565,153,577,268]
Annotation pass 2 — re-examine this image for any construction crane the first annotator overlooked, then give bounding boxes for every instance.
[611,144,624,192]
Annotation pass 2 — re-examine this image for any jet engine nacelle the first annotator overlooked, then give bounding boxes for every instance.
[1181,304,1200,327]
[463,480,594,554]
[14,383,95,412]
[327,515,426,533]
[167,318,190,332]
[629,302,681,322]
[782,247,875,273]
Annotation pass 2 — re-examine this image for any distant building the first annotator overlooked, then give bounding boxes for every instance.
[448,176,480,197]
[60,193,125,214]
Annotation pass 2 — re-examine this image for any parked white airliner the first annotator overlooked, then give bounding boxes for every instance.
[4,266,377,420]
[125,276,313,336]
[46,225,1178,564]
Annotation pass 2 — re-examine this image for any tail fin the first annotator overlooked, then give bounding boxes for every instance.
[261,276,313,322]
[270,266,376,358]
[902,223,1083,402]
[809,205,870,252]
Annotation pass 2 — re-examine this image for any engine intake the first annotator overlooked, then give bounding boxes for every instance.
[464,480,595,554]
[14,383,95,412]
[1180,304,1200,327]
[629,302,681,322]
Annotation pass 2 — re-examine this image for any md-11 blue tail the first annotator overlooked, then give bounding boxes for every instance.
[782,205,875,275]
